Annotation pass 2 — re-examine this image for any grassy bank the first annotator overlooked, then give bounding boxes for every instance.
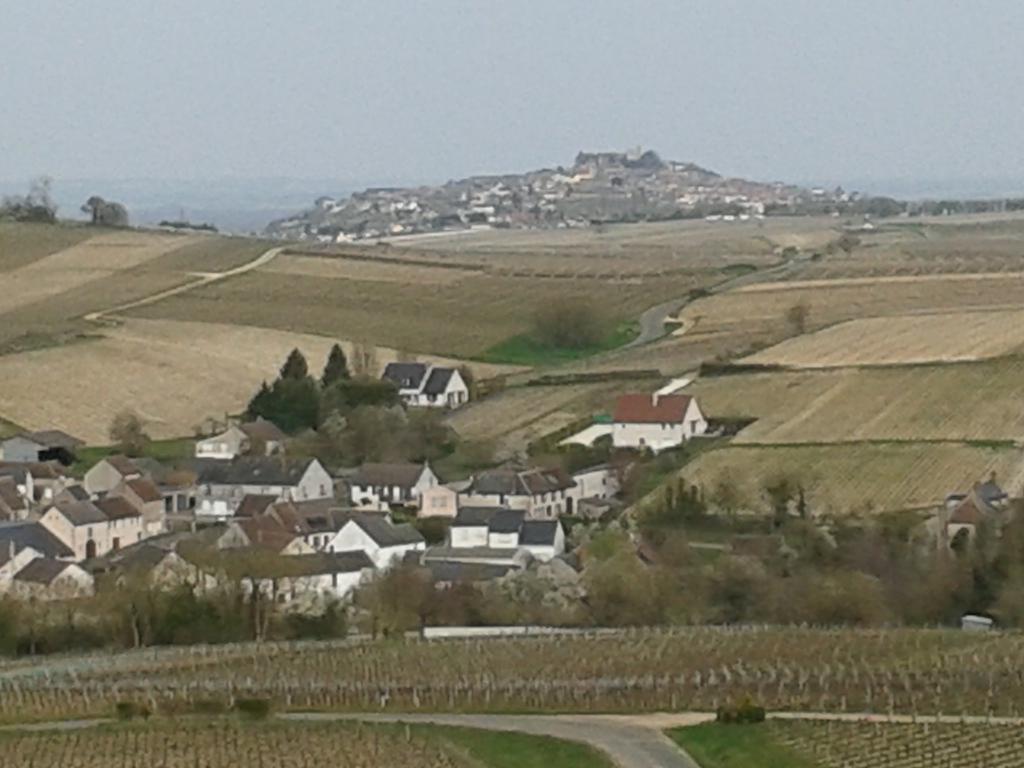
[668,724,818,768]
[479,322,638,366]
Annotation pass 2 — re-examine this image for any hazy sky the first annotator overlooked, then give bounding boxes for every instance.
[3,0,1023,188]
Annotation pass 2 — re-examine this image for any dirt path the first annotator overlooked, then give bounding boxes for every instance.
[83,245,284,324]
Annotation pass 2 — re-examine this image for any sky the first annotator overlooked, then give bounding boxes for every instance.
[2,0,1024,193]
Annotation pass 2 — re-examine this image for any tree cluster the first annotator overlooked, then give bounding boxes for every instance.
[0,178,57,223]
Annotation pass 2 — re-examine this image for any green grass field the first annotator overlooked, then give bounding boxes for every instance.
[410,724,613,768]
[669,724,817,768]
[71,438,196,475]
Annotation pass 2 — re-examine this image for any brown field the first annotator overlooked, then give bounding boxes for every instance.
[688,358,1024,444]
[0,318,521,443]
[678,443,1023,516]
[0,721,470,768]
[0,221,95,271]
[125,268,700,357]
[262,252,478,284]
[145,235,276,272]
[0,230,201,317]
[447,382,627,454]
[743,309,1024,368]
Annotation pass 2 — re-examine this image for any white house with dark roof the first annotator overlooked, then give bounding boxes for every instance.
[460,467,577,519]
[381,362,469,409]
[327,514,425,569]
[349,462,438,510]
[447,507,565,561]
[10,558,93,600]
[195,418,287,460]
[612,393,707,452]
[194,457,333,520]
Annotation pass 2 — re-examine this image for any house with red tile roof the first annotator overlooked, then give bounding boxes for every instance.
[611,393,707,452]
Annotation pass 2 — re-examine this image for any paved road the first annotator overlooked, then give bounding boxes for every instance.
[280,712,709,768]
[626,297,691,348]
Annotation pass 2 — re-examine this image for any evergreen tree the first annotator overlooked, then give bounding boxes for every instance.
[321,343,351,387]
[280,348,309,380]
[247,381,272,419]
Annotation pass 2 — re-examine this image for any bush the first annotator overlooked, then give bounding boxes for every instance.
[716,697,766,724]
[191,698,230,715]
[115,701,152,720]
[234,697,273,719]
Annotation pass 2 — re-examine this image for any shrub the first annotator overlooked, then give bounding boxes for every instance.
[191,698,229,715]
[115,701,151,720]
[716,697,766,724]
[234,697,272,719]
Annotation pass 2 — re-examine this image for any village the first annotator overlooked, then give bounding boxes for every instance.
[0,346,1005,634]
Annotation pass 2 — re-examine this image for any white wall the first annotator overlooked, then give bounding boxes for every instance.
[488,531,519,549]
[612,422,685,452]
[450,525,489,548]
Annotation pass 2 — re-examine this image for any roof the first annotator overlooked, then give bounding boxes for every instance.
[490,509,527,534]
[422,367,455,395]
[468,467,574,497]
[0,479,26,514]
[613,393,693,424]
[0,521,73,561]
[381,362,428,390]
[424,545,523,562]
[425,561,515,583]
[50,500,108,526]
[451,507,504,527]
[95,497,142,521]
[975,479,1007,505]
[232,516,298,554]
[520,520,561,546]
[13,557,75,585]
[950,493,990,526]
[278,550,374,576]
[271,499,349,535]
[195,457,319,487]
[125,477,162,503]
[20,430,84,450]
[235,494,279,518]
[239,418,287,444]
[106,544,175,571]
[101,455,142,477]
[349,514,425,547]
[60,486,91,502]
[351,462,427,489]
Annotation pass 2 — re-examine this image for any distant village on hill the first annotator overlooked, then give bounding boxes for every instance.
[266,148,871,242]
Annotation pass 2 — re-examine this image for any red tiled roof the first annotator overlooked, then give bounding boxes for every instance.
[613,394,692,424]
[950,496,985,526]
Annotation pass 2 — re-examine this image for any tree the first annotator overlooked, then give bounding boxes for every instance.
[836,233,861,255]
[280,348,309,380]
[320,343,351,387]
[784,302,810,336]
[764,475,797,528]
[532,300,607,349]
[82,196,129,227]
[109,411,150,456]
[0,177,57,223]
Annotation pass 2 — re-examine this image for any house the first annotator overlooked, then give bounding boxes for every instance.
[0,521,74,562]
[447,507,565,562]
[84,455,145,496]
[10,558,94,600]
[111,476,167,536]
[461,467,576,519]
[569,464,621,510]
[194,457,334,520]
[269,551,374,606]
[349,462,438,510]
[0,430,83,465]
[39,498,145,561]
[327,514,425,569]
[418,483,461,518]
[267,499,351,551]
[381,363,469,409]
[235,494,279,519]
[611,393,707,452]
[216,516,314,556]
[944,475,1010,545]
[194,419,287,460]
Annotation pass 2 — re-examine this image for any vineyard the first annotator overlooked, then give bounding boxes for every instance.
[769,720,1024,768]
[4,628,1024,724]
[0,720,470,768]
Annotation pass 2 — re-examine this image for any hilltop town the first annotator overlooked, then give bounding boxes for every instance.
[266,148,854,241]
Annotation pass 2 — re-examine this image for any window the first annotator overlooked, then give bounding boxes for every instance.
[112,537,120,551]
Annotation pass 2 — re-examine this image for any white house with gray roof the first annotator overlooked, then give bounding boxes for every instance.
[446,507,565,562]
[382,363,469,409]
[327,514,425,569]
[349,462,438,510]
[194,457,334,520]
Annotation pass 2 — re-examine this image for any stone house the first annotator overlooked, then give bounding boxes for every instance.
[195,457,334,520]
[460,467,576,519]
[39,498,145,561]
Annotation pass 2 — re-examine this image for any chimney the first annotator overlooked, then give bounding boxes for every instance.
[651,392,660,407]
[8,540,14,561]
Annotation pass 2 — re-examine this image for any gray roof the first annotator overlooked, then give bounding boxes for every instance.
[95,497,142,521]
[422,367,455,395]
[350,514,425,547]
[382,362,428,389]
[13,557,75,584]
[195,457,318,486]
[468,467,575,497]
[52,500,108,526]
[0,521,73,562]
[520,520,561,546]
[451,507,505,527]
[490,509,527,534]
[281,551,374,576]
[20,430,85,450]
[351,462,426,489]
[426,561,515,583]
